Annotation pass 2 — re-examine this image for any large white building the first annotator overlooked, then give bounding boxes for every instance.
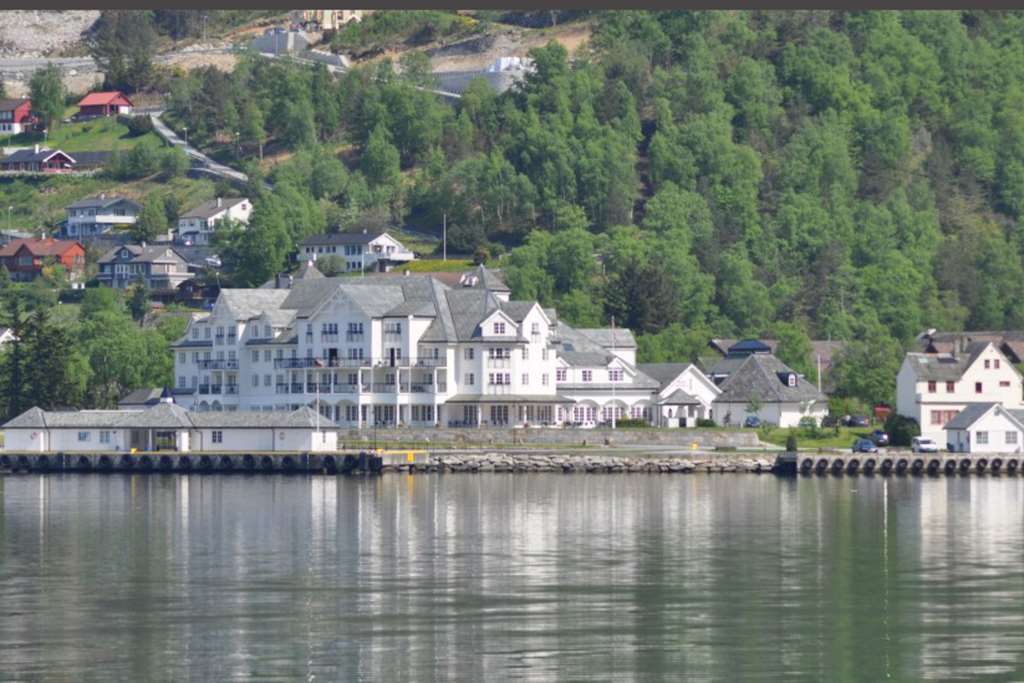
[896,341,1024,443]
[170,266,683,428]
[177,197,252,246]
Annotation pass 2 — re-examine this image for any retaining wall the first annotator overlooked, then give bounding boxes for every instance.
[338,427,761,449]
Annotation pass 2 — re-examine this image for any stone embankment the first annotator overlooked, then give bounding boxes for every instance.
[380,452,775,474]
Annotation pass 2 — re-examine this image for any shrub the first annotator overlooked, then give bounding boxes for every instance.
[884,414,920,447]
[786,432,798,452]
[696,418,716,428]
[119,115,155,137]
[798,416,819,438]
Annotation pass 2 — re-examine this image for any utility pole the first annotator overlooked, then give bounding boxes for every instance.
[610,315,616,430]
[442,212,447,261]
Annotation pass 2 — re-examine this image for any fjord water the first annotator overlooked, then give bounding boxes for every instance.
[2,474,1024,681]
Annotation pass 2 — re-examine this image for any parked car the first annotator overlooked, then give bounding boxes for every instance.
[821,415,839,428]
[743,416,761,428]
[911,436,940,453]
[845,415,870,428]
[869,430,890,446]
[853,438,879,453]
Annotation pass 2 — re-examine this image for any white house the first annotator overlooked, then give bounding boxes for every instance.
[896,341,1024,442]
[2,403,337,453]
[639,363,721,427]
[712,353,827,428]
[945,403,1024,454]
[64,194,141,239]
[300,230,415,273]
[177,197,252,246]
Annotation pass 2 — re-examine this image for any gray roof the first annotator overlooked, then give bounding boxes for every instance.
[67,194,140,211]
[944,403,1001,431]
[2,147,74,164]
[714,354,825,405]
[904,342,990,381]
[576,328,637,349]
[658,389,701,405]
[180,197,248,220]
[99,245,188,265]
[498,300,537,322]
[0,98,28,112]
[219,289,290,321]
[637,363,691,388]
[3,404,332,430]
[561,350,613,367]
[118,388,163,407]
[707,356,747,379]
[300,230,387,246]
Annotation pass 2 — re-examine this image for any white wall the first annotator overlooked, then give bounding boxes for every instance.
[714,401,827,428]
[947,409,1024,454]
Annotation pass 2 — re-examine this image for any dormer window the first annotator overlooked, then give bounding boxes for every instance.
[494,322,506,335]
[787,373,796,387]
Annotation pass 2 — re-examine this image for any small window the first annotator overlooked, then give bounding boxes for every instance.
[1007,431,1019,445]
[464,348,474,360]
[78,431,90,442]
[522,373,529,386]
[995,359,1001,369]
[99,431,111,444]
[927,381,936,393]
[494,322,506,335]
[930,410,943,426]
[977,431,989,445]
[556,368,567,382]
[609,368,623,382]
[985,359,991,369]
[542,373,549,386]
[522,347,529,360]
[976,382,983,394]
[787,374,797,387]
[531,322,540,335]
[1001,380,1011,388]
[212,430,223,444]
[946,381,955,393]
[465,373,475,386]
[582,370,593,382]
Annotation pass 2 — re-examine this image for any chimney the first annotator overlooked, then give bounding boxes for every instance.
[216,197,222,208]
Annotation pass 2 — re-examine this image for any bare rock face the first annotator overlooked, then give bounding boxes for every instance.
[0,11,99,59]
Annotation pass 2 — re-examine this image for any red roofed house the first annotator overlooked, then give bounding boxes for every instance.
[0,238,86,282]
[0,98,33,135]
[77,91,134,118]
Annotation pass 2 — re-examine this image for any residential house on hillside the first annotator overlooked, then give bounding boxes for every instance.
[2,402,337,453]
[300,230,415,273]
[76,91,133,118]
[97,244,191,291]
[712,353,828,428]
[0,238,85,282]
[0,327,16,346]
[916,329,1024,365]
[0,98,33,135]
[64,194,141,239]
[639,363,721,427]
[0,146,76,173]
[176,197,252,246]
[896,341,1023,442]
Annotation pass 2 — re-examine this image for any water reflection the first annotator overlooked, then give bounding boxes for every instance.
[1,473,1024,680]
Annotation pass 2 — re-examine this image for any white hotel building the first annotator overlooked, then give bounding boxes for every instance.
[171,266,680,427]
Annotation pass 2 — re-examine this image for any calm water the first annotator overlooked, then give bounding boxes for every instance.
[1,473,1024,681]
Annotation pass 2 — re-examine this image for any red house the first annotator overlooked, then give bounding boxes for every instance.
[0,238,86,282]
[0,98,33,135]
[77,91,134,118]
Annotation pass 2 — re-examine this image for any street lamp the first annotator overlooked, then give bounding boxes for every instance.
[182,125,188,146]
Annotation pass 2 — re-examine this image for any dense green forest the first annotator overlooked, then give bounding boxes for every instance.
[155,11,1024,405]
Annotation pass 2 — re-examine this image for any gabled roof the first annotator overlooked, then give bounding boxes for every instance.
[98,245,187,265]
[0,237,82,258]
[458,265,510,292]
[118,388,164,407]
[189,406,335,429]
[0,98,30,112]
[658,389,702,405]
[301,230,387,246]
[218,289,291,321]
[577,328,637,349]
[78,91,133,107]
[2,404,334,430]
[1,147,75,164]
[714,354,825,404]
[180,197,248,220]
[637,363,691,387]
[903,341,992,382]
[67,194,141,211]
[944,403,1008,431]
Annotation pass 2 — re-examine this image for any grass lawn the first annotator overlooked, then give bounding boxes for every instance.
[400,258,474,273]
[759,426,877,450]
[0,115,162,153]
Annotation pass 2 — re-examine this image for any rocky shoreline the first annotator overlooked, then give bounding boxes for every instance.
[380,452,776,474]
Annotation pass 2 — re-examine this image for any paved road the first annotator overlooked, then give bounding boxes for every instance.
[149,111,251,185]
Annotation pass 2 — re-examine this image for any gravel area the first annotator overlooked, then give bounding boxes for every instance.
[0,11,98,59]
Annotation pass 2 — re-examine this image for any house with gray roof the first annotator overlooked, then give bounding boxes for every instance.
[64,193,142,238]
[712,353,828,428]
[896,341,1023,442]
[2,402,337,453]
[177,197,252,246]
[945,402,1024,454]
[300,230,415,272]
[168,265,684,429]
[97,244,191,292]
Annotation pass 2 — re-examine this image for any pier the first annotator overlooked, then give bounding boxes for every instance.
[0,451,385,475]
[773,451,1023,477]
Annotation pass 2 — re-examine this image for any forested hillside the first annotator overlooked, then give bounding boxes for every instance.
[164,11,1024,405]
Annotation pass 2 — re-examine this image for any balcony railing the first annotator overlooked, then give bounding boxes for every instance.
[414,358,446,367]
[410,383,433,393]
[276,383,290,394]
[291,383,304,394]
[224,384,238,395]
[197,359,238,370]
[274,357,371,369]
[333,384,359,394]
[198,384,211,395]
[369,383,397,393]
[214,335,225,344]
[487,358,511,368]
[210,385,222,395]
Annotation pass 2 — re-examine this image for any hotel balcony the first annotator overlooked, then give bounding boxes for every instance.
[197,359,238,370]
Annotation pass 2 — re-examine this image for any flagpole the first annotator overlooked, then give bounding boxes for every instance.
[611,315,616,430]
